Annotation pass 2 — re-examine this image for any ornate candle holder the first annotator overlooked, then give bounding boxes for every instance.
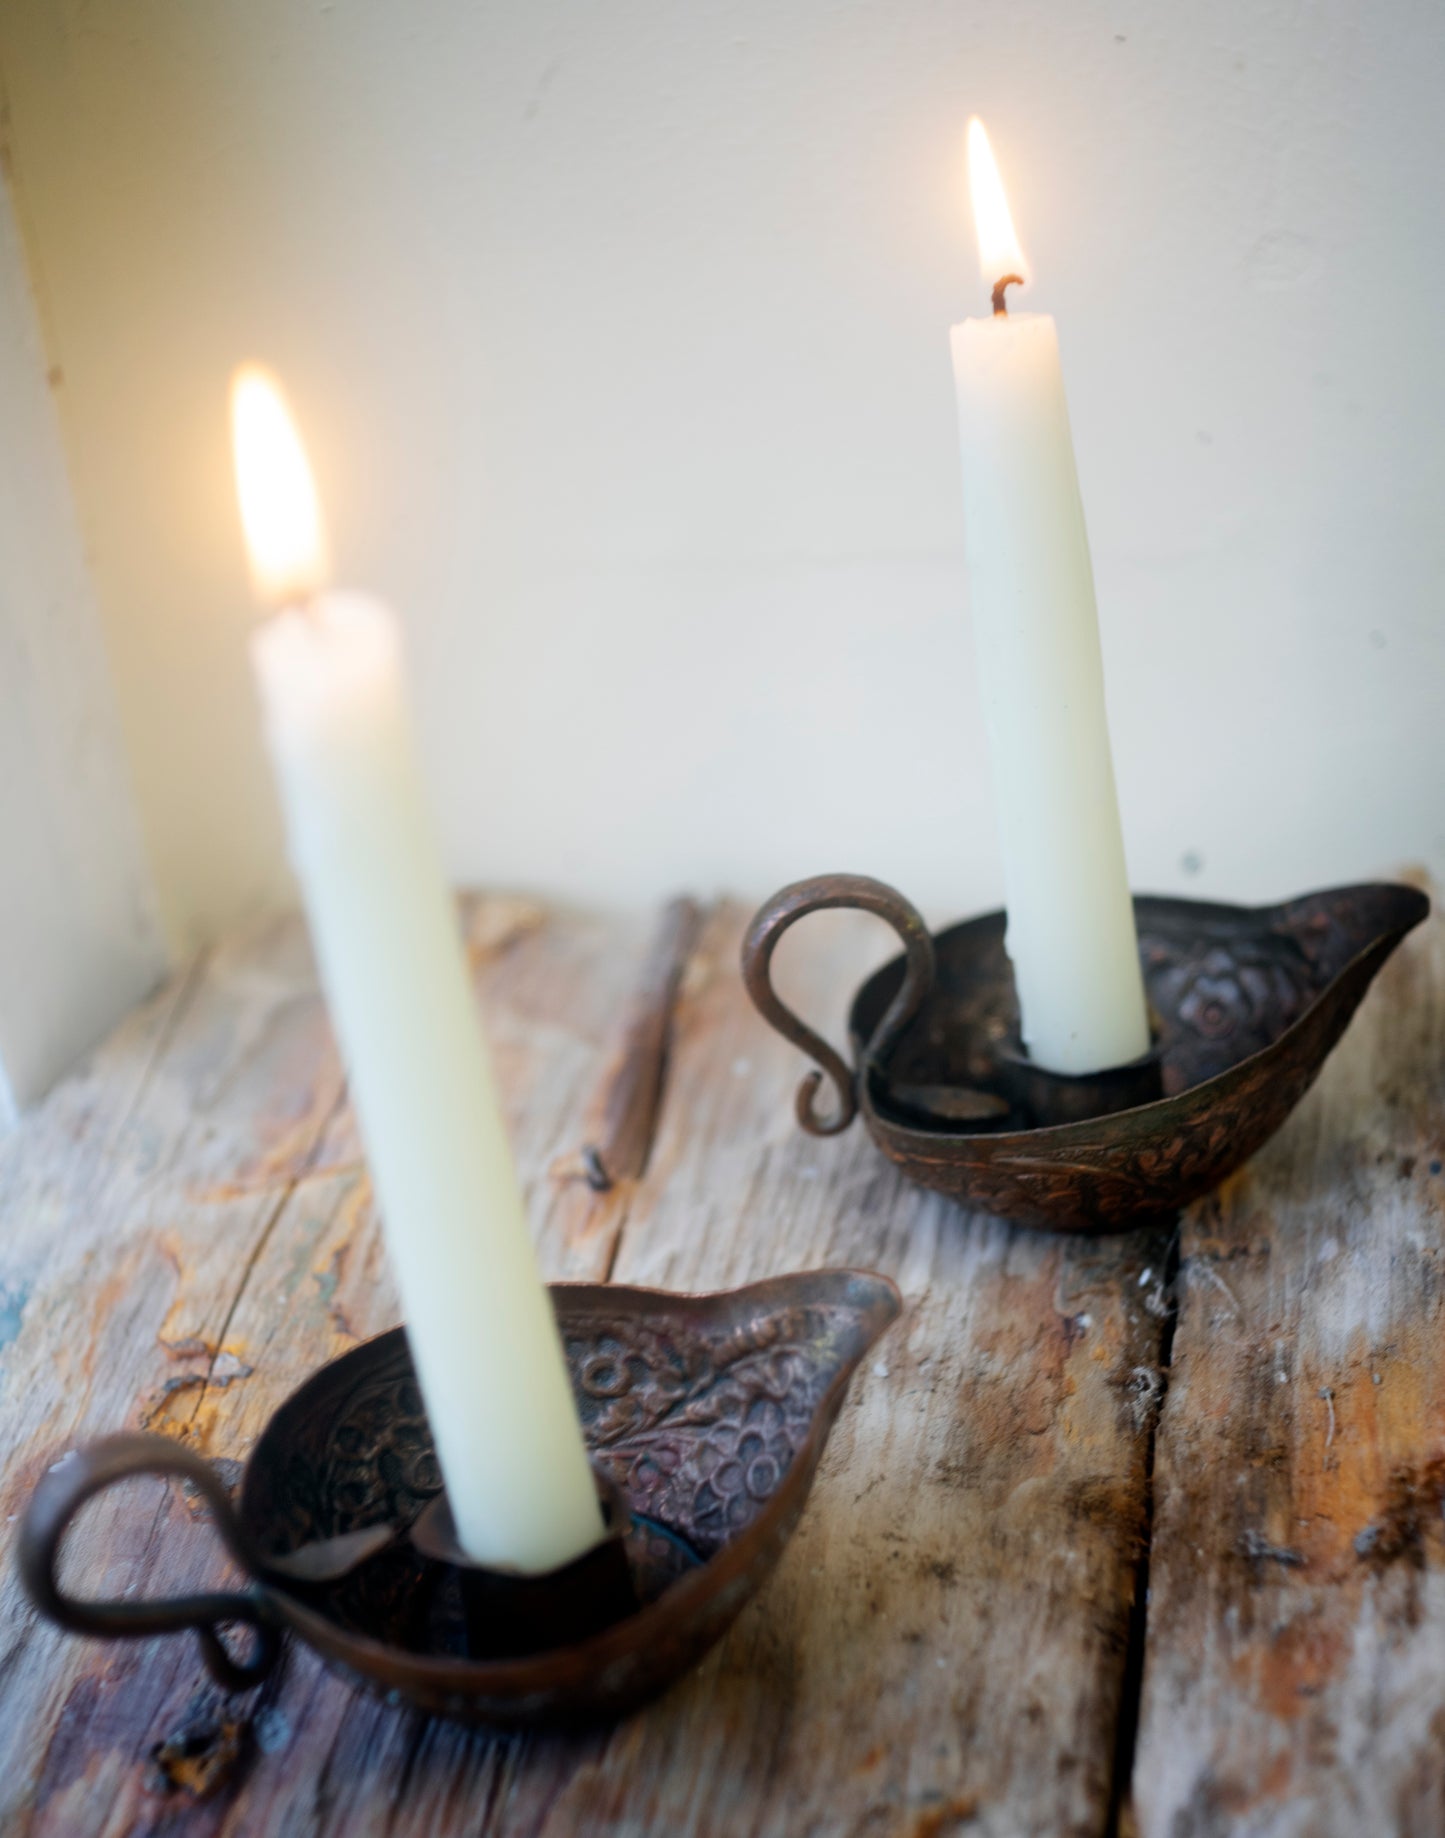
[19,1270,898,1727]
[743,875,1428,1232]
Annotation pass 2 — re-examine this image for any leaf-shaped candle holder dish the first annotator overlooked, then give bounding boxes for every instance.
[20,1270,899,1727]
[743,876,1429,1232]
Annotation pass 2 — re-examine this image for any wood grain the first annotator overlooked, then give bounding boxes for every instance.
[0,896,651,1836]
[1131,877,1445,1838]
[7,884,1433,1835]
[543,901,1169,1838]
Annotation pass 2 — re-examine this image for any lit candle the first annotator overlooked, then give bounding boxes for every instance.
[949,120,1150,1076]
[230,368,605,1573]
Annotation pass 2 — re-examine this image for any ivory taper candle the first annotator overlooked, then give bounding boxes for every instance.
[230,367,604,1574]
[949,120,1150,1075]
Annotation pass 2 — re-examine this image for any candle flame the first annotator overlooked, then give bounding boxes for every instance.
[967,118,1030,299]
[230,365,330,606]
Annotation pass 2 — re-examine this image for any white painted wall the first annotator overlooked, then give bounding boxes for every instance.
[0,164,164,1112]
[0,0,1441,951]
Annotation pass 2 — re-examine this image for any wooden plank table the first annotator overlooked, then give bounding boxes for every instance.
[0,882,1437,1837]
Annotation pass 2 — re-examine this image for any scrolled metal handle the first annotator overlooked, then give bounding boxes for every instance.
[17,1432,280,1691]
[740,875,936,1136]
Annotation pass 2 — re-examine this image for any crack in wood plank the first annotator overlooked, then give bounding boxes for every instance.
[576,896,703,1191]
[543,899,712,1286]
[1105,1222,1182,1838]
[184,1080,351,1440]
[101,950,211,1163]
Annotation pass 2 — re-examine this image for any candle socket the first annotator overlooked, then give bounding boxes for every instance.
[743,873,1428,1233]
[994,1025,1164,1130]
[409,1470,646,1662]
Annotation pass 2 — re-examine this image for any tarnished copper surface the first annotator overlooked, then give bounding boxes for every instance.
[20,1270,899,1727]
[743,876,1429,1232]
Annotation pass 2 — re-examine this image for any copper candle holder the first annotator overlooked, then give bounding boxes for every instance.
[743,875,1428,1232]
[19,1270,899,1727]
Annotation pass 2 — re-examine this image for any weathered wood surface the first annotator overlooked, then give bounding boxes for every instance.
[1131,880,1445,1838]
[0,882,1433,1835]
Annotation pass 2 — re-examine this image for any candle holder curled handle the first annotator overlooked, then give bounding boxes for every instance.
[741,874,936,1135]
[18,1432,282,1691]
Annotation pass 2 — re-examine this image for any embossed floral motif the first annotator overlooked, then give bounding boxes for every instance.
[1146,936,1315,1082]
[570,1305,854,1556]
